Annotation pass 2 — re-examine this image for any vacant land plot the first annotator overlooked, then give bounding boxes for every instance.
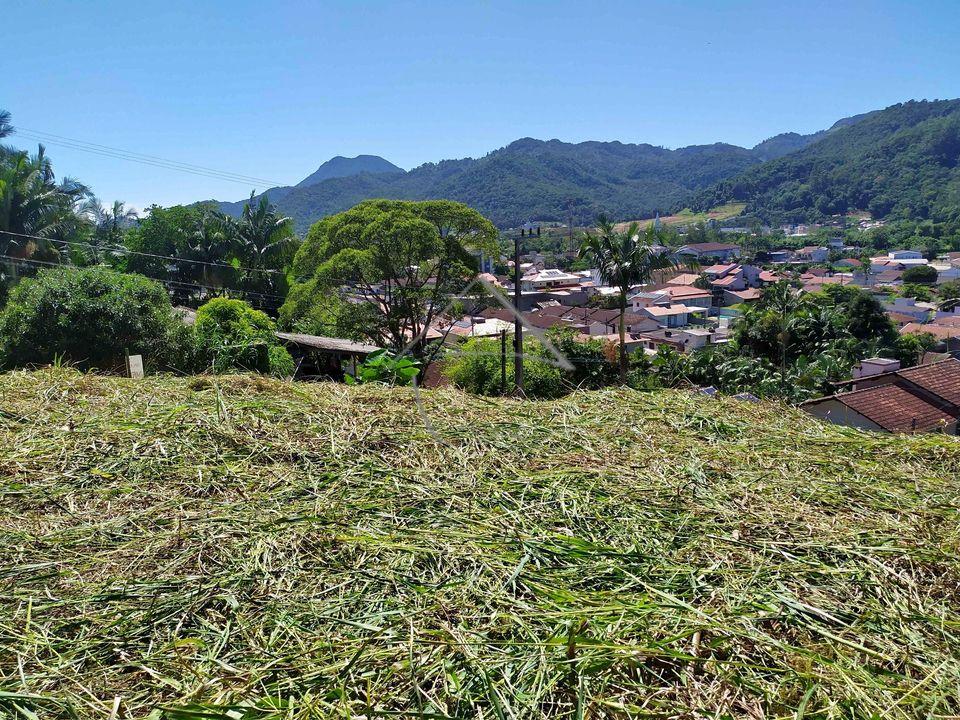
[1,370,959,718]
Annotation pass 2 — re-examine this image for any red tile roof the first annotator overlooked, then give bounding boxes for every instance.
[668,272,703,286]
[898,358,960,406]
[727,288,762,301]
[838,384,955,432]
[664,284,712,299]
[901,323,960,340]
[712,274,741,287]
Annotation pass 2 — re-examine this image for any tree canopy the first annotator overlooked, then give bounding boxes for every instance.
[281,199,497,355]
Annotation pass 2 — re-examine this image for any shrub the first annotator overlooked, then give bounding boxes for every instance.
[345,349,420,386]
[194,298,293,376]
[444,337,565,399]
[0,266,188,371]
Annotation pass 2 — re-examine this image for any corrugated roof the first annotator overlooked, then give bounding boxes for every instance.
[275,332,381,354]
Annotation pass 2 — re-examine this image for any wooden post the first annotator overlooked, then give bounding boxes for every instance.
[513,234,524,394]
[500,328,507,395]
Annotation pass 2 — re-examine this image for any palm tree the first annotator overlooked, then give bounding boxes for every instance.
[0,110,13,144]
[233,193,297,294]
[185,212,236,290]
[78,199,138,264]
[0,145,89,261]
[579,215,676,383]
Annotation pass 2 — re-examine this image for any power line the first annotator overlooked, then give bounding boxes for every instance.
[0,228,281,275]
[11,128,287,188]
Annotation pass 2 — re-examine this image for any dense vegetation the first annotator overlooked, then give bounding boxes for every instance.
[2,371,959,718]
[0,266,293,376]
[693,99,960,223]
[0,266,189,372]
[213,130,839,231]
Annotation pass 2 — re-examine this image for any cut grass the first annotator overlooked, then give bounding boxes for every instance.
[1,369,959,718]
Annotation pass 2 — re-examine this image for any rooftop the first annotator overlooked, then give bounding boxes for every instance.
[838,383,955,432]
[275,332,381,355]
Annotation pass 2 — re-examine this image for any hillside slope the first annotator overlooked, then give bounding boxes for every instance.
[212,120,852,231]
[215,155,403,216]
[692,99,960,223]
[2,371,959,718]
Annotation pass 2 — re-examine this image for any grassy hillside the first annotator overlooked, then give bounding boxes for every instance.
[692,99,960,224]
[614,202,747,231]
[2,371,959,718]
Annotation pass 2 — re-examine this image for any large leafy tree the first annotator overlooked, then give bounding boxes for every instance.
[578,215,674,382]
[282,199,497,357]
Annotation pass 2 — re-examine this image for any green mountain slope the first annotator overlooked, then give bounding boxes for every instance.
[211,123,845,230]
[2,370,960,717]
[294,154,403,188]
[692,99,960,223]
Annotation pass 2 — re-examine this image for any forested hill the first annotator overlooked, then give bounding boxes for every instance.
[690,99,960,223]
[209,121,849,230]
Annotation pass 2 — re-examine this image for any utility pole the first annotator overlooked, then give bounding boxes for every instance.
[513,232,524,395]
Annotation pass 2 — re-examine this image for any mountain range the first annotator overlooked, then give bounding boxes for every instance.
[208,99,960,230]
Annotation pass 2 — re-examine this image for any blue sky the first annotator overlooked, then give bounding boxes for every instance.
[2,0,958,210]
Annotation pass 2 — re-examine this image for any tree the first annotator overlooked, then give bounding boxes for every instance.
[0,110,11,140]
[578,215,674,382]
[282,200,498,361]
[0,266,187,371]
[937,279,960,311]
[124,204,204,279]
[194,297,293,377]
[0,145,90,261]
[232,193,298,295]
[901,264,938,284]
[78,199,138,265]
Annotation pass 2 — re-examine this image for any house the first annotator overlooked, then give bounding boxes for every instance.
[800,274,848,293]
[888,250,923,261]
[801,358,960,433]
[835,258,862,269]
[724,288,762,305]
[636,326,728,354]
[767,250,794,264]
[796,246,830,263]
[661,284,713,309]
[758,270,781,285]
[932,263,960,283]
[667,272,702,286]
[535,306,658,336]
[674,242,741,263]
[520,268,583,291]
[886,311,919,330]
[874,269,904,286]
[882,297,935,322]
[637,303,708,328]
[585,332,647,354]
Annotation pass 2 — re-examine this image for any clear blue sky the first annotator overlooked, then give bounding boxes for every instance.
[3,0,958,211]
